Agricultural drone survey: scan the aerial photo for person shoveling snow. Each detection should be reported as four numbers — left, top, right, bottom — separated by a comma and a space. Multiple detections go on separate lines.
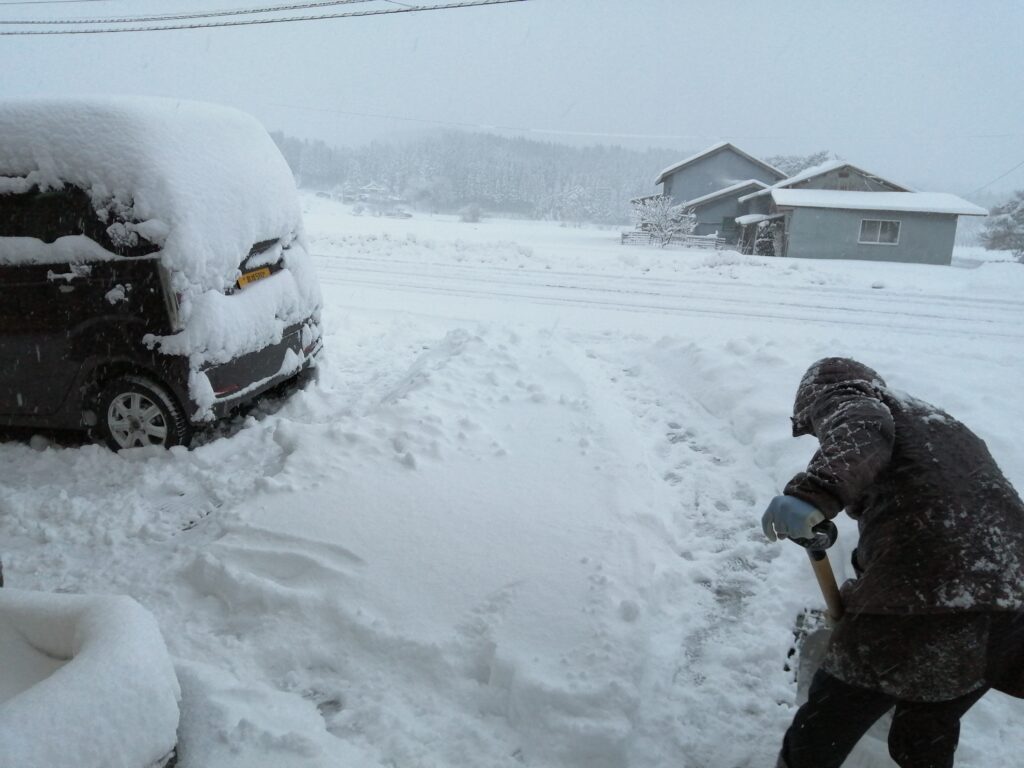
762, 357, 1024, 768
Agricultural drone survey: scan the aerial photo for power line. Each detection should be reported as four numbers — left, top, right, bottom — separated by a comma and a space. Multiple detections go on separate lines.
970, 158, 1024, 196
0, 0, 376, 24
0, 0, 528, 33
0, 1, 111, 5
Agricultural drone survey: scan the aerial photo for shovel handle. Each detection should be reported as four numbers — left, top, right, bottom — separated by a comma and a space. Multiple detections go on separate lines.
807, 549, 844, 622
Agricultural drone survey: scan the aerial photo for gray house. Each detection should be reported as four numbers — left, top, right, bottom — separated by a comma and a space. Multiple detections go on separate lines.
648, 145, 986, 265
741, 190, 986, 265
655, 143, 786, 242
734, 161, 986, 265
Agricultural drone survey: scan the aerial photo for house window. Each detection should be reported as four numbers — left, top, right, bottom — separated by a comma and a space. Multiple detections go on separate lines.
859, 219, 901, 245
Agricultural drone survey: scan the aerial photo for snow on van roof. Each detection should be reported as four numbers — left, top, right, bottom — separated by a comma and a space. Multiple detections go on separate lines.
0, 97, 302, 291
770, 189, 988, 216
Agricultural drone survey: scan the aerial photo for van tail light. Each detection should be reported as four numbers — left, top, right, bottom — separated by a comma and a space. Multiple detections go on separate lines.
214, 383, 240, 396
158, 265, 185, 332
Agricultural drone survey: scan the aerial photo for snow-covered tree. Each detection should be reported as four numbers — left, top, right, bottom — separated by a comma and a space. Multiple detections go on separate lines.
764, 150, 832, 176
980, 190, 1024, 261
630, 195, 697, 246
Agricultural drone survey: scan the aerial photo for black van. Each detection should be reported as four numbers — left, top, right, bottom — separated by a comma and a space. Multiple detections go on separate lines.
0, 100, 323, 450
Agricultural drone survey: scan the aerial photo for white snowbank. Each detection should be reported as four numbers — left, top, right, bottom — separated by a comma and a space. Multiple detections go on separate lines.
0, 589, 180, 768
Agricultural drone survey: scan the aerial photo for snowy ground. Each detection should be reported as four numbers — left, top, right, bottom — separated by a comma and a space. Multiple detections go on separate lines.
2, 195, 1023, 767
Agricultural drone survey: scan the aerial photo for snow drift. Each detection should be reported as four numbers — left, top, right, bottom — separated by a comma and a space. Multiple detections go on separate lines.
0, 589, 180, 768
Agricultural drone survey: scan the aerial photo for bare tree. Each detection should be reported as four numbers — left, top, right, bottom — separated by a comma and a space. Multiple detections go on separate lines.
630, 195, 697, 246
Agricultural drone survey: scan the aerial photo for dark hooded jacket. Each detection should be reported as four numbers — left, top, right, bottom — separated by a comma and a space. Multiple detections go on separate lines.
786, 358, 1024, 699
786, 357, 1024, 616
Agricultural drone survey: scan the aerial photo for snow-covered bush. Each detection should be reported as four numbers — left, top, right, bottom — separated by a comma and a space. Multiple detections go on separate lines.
459, 203, 482, 223
981, 189, 1024, 262
630, 195, 697, 246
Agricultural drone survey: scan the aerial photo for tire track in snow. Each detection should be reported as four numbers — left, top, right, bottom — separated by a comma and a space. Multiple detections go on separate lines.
313, 261, 1024, 343
312, 251, 1024, 312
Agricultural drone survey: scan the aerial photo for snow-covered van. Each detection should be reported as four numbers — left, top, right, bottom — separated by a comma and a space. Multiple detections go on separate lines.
0, 98, 323, 449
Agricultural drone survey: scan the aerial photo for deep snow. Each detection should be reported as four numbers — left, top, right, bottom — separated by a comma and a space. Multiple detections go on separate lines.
1, 195, 1022, 767
0, 590, 179, 768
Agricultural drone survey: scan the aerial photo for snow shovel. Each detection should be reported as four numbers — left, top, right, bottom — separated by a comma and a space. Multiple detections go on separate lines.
786, 523, 896, 760
787, 520, 843, 704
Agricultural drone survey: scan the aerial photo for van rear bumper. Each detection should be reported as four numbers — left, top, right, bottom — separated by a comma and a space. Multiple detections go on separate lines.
200, 320, 322, 421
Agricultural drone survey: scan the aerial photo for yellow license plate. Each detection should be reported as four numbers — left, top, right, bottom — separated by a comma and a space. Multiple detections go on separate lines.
237, 267, 271, 288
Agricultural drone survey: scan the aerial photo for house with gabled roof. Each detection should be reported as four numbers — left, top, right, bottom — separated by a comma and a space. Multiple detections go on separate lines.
737, 160, 913, 213
655, 142, 786, 242
650, 144, 987, 265
656, 142, 787, 201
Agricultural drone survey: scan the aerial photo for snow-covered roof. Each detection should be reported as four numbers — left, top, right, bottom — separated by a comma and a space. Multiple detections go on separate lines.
682, 179, 768, 208
0, 97, 303, 292
737, 160, 913, 202
770, 189, 988, 216
656, 142, 786, 185
735, 213, 784, 226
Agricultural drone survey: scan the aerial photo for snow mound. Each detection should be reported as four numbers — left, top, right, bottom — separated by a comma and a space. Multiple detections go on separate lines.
0, 589, 180, 768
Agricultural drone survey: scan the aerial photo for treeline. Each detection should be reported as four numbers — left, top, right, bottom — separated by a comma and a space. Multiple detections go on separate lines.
269, 130, 683, 224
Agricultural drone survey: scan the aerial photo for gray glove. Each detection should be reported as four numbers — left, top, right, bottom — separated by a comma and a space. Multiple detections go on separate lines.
761, 495, 825, 542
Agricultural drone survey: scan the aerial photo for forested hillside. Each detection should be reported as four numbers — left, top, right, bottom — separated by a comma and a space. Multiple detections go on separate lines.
270, 130, 684, 224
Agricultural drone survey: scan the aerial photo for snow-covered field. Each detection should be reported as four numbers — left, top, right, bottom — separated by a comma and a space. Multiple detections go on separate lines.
2, 195, 1023, 767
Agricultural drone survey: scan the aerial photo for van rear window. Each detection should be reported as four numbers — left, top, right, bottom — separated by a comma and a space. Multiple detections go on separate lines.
0, 182, 159, 258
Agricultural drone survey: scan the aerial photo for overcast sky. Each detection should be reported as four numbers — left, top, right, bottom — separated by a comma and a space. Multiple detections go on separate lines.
2, 0, 1023, 197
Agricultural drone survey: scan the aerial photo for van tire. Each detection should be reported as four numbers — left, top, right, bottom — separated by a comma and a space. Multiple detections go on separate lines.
95, 375, 191, 451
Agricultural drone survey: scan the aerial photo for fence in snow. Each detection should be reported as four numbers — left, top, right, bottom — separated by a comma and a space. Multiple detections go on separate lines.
620, 231, 726, 250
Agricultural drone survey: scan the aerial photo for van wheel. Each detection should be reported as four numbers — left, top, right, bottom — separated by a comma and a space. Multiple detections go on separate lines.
96, 375, 191, 451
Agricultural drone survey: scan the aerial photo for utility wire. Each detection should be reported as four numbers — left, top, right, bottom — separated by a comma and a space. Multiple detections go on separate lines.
0, 0, 376, 24
0, 0, 527, 33
970, 158, 1024, 196
0, 0, 111, 5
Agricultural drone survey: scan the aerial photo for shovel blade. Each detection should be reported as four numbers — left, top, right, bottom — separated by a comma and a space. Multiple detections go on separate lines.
789, 611, 895, 759
796, 625, 832, 704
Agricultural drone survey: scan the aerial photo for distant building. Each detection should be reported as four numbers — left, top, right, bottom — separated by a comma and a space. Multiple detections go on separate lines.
655, 143, 785, 242
652, 145, 987, 265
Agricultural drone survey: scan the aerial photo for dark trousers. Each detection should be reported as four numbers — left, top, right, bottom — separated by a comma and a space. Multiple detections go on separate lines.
779, 670, 988, 768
